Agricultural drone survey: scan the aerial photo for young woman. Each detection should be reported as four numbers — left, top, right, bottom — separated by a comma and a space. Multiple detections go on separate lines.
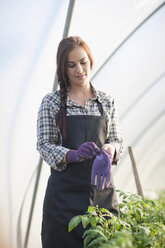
37, 36, 123, 248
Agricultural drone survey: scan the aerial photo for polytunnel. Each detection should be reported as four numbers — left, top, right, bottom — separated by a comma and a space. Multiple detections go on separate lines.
0, 0, 165, 247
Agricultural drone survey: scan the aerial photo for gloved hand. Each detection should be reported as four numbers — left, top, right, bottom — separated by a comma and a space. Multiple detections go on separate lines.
66, 142, 100, 163
101, 144, 115, 163
91, 149, 112, 190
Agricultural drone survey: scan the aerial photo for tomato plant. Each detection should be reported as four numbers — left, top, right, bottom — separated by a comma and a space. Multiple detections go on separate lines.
68, 190, 165, 248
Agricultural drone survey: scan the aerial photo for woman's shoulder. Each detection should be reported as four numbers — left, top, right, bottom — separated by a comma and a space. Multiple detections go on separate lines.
96, 89, 114, 104
40, 90, 61, 112
41, 90, 60, 105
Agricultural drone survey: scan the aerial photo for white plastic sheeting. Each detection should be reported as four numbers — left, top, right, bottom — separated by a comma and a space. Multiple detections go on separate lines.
0, 1, 164, 247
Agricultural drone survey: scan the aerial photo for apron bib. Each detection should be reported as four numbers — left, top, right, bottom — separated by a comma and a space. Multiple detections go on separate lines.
41, 102, 119, 248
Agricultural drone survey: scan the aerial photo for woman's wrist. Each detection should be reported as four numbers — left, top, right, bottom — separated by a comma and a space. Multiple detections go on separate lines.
62, 154, 67, 164
101, 144, 116, 161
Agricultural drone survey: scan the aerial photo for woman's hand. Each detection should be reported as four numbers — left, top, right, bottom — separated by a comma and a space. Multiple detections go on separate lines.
101, 144, 116, 163
91, 149, 112, 190
66, 142, 100, 163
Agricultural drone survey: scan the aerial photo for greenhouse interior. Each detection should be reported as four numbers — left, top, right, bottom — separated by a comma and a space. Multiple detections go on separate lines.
0, 0, 165, 247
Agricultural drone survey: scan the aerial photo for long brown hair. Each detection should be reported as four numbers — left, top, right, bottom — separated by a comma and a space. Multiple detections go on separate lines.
55, 36, 93, 139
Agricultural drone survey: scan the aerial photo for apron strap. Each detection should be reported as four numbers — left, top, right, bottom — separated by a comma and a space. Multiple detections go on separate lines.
96, 100, 104, 116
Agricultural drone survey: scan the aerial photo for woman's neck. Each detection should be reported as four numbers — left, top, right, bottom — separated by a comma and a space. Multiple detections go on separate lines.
69, 83, 94, 106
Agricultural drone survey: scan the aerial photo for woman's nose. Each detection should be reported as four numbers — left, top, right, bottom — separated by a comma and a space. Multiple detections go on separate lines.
76, 64, 83, 73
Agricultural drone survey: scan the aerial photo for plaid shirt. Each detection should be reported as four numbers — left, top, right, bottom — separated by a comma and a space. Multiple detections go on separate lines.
37, 86, 123, 171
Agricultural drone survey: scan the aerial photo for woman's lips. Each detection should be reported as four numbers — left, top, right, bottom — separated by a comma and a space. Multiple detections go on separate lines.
76, 74, 86, 79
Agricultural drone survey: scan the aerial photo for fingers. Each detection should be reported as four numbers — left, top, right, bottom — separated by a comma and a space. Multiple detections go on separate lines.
79, 142, 100, 159
91, 172, 110, 190
84, 142, 100, 154
91, 169, 96, 185
90, 142, 100, 154
95, 175, 106, 190
100, 176, 106, 190
96, 173, 101, 189
105, 173, 111, 188
91, 174, 98, 186
91, 148, 111, 190
79, 146, 93, 158
97, 174, 111, 190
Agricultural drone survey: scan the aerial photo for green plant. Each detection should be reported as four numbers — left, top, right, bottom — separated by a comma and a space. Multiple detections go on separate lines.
155, 191, 165, 209
68, 190, 165, 248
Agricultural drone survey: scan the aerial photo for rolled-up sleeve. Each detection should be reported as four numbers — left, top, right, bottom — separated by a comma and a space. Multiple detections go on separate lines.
105, 98, 123, 165
37, 95, 69, 171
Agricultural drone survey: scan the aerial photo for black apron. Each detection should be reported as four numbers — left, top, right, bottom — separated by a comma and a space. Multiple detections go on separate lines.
41, 102, 119, 248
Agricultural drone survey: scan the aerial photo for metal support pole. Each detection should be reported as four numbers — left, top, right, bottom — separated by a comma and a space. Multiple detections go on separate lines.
128, 146, 144, 199
62, 0, 76, 39
23, 1, 76, 247
52, 0, 76, 92
24, 157, 43, 248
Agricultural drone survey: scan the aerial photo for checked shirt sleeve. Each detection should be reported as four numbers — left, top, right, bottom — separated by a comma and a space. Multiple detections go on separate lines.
37, 94, 69, 171
105, 97, 123, 165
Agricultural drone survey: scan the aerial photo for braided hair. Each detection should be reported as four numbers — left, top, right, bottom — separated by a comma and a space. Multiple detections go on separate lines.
55, 36, 94, 139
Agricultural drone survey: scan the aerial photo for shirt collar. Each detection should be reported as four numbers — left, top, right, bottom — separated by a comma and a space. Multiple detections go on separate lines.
66, 82, 104, 107
91, 83, 104, 104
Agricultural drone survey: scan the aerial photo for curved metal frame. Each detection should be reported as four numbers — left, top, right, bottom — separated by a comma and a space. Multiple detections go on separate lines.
120, 72, 165, 121
114, 109, 165, 182
91, 3, 164, 81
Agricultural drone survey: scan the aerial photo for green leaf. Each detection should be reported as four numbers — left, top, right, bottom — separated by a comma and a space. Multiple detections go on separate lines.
91, 217, 98, 226
84, 234, 94, 247
142, 239, 152, 247
87, 236, 106, 248
83, 227, 107, 240
100, 208, 110, 214
81, 215, 91, 228
87, 206, 98, 216
68, 215, 82, 232
136, 209, 142, 217
119, 191, 125, 197
88, 206, 96, 213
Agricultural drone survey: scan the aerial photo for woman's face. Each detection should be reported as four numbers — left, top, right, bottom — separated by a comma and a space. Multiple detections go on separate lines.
66, 46, 91, 88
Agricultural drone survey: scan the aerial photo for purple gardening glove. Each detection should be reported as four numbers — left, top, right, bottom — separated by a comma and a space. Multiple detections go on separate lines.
66, 142, 100, 163
91, 149, 112, 190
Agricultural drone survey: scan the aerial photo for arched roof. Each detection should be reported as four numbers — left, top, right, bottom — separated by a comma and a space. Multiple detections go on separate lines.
0, 1, 164, 247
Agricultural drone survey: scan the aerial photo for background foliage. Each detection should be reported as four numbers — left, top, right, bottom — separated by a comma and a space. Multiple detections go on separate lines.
69, 190, 165, 248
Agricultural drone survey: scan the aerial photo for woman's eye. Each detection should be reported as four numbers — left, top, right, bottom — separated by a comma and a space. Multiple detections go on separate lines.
67, 61, 87, 68
68, 64, 75, 68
